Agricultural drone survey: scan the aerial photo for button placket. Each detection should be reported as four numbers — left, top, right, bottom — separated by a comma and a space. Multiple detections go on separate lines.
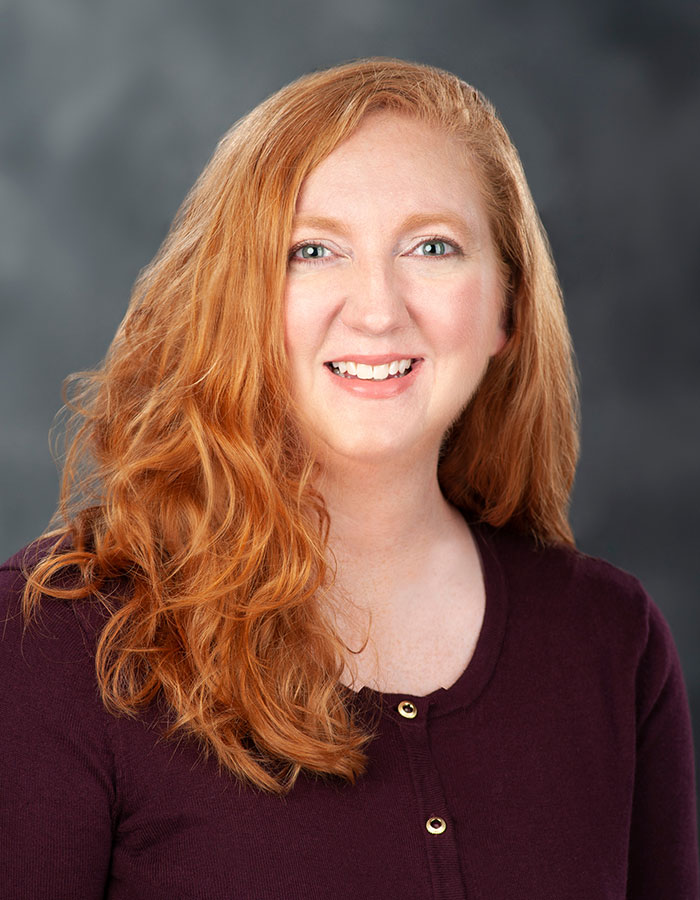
393, 699, 465, 898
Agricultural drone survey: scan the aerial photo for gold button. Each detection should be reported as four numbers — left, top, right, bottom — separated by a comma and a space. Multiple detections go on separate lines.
426, 816, 447, 835
398, 700, 418, 719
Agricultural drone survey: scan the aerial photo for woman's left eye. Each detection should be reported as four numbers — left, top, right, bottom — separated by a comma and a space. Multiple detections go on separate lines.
410, 239, 460, 257
290, 243, 332, 262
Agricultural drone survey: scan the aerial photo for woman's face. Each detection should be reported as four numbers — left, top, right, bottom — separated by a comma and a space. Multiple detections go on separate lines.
283, 111, 507, 469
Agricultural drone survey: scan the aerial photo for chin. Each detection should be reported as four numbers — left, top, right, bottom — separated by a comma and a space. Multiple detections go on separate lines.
320, 429, 434, 469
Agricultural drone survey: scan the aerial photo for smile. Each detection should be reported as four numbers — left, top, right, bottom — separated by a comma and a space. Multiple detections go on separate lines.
326, 358, 417, 381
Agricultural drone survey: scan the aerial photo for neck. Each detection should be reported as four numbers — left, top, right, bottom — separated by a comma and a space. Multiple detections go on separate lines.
314, 450, 481, 692
315, 449, 469, 604
319, 460, 455, 558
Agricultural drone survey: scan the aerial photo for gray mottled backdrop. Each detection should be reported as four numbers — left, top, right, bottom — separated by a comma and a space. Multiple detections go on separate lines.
2, 0, 699, 802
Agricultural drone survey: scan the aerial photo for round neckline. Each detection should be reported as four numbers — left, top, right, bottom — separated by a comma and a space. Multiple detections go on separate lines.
351, 521, 509, 717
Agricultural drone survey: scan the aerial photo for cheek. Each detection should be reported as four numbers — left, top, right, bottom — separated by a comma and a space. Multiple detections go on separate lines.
422, 275, 504, 361
283, 285, 316, 367
283, 276, 337, 353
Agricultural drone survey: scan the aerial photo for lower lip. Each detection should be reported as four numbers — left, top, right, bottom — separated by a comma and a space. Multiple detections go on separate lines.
325, 360, 423, 398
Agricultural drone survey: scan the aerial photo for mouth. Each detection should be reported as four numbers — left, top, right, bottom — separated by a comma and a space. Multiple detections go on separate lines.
325, 357, 420, 381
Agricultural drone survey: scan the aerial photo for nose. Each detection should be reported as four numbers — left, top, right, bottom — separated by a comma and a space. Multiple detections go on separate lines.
340, 257, 410, 335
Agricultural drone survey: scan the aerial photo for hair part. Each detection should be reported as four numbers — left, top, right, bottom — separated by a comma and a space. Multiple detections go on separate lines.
24, 57, 579, 794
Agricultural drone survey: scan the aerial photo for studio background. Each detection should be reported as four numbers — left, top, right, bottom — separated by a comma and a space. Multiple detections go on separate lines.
2, 0, 699, 808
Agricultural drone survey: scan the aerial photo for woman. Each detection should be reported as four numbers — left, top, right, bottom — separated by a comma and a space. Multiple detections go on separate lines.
1, 58, 697, 898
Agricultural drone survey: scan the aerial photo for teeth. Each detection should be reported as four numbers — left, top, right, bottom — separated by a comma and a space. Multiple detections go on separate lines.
328, 358, 414, 381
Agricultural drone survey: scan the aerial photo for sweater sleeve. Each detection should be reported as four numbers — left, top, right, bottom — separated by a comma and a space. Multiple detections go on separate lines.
626, 593, 700, 899
0, 564, 115, 899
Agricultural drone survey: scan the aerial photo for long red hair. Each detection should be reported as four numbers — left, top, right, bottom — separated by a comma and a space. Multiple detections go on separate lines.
24, 58, 579, 794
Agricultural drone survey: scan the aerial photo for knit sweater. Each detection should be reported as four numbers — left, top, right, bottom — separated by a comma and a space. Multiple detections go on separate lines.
1, 524, 698, 899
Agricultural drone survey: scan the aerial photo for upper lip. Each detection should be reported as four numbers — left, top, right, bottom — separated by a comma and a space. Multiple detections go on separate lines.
324, 354, 423, 365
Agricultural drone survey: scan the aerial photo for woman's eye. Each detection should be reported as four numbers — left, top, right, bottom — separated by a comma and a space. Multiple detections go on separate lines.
290, 243, 332, 261
412, 239, 455, 257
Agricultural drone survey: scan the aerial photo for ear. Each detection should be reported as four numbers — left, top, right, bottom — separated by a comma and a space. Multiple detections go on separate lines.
490, 318, 508, 356
491, 272, 515, 356
489, 288, 511, 356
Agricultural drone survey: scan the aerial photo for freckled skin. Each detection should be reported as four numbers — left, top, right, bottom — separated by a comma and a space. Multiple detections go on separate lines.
284, 111, 507, 467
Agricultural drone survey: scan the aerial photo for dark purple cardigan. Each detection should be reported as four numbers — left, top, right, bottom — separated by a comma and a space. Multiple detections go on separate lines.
1, 524, 698, 899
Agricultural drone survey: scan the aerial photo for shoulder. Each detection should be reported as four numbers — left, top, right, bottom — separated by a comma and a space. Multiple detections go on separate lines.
0, 540, 119, 892
0, 538, 115, 712
478, 524, 691, 739
476, 523, 669, 672
0, 538, 121, 785
477, 521, 650, 604
1, 535, 108, 644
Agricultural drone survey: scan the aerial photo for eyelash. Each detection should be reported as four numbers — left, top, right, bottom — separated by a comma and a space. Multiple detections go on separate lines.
288, 236, 464, 265
410, 236, 464, 259
288, 242, 333, 265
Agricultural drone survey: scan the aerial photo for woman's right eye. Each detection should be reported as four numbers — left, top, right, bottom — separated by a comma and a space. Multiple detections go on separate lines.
290, 243, 332, 262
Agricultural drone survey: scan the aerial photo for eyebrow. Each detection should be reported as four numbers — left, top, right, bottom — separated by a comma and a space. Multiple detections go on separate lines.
291, 215, 352, 237
397, 211, 475, 237
291, 210, 476, 240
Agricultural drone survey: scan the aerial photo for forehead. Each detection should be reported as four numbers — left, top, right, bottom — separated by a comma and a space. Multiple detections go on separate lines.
293, 111, 487, 230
